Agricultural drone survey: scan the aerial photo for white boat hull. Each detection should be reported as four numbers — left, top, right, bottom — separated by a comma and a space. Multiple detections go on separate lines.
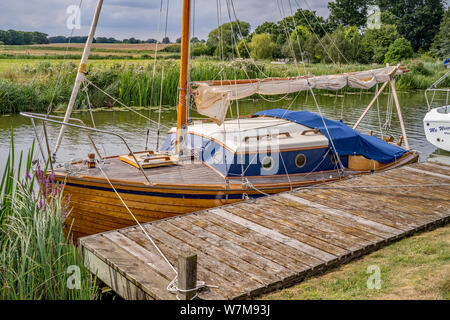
423, 106, 450, 151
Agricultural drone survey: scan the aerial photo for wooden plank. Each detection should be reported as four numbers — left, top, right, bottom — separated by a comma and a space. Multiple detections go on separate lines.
335, 173, 450, 210
402, 166, 450, 180
333, 184, 450, 222
82, 246, 152, 300
121, 227, 243, 299
236, 200, 360, 252
308, 188, 430, 229
173, 215, 295, 276
141, 223, 272, 297
199, 213, 323, 268
229, 203, 349, 257
184, 214, 311, 272
281, 193, 402, 236
80, 235, 175, 300
293, 188, 413, 231
268, 195, 384, 243
210, 208, 336, 262
158, 220, 284, 285
260, 197, 373, 251
103, 231, 176, 280
418, 162, 450, 176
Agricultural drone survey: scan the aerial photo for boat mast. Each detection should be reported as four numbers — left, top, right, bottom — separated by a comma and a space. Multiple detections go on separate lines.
53, 0, 104, 158
176, 0, 191, 154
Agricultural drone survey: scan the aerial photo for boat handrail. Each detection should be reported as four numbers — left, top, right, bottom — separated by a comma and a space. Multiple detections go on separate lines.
20, 112, 153, 185
25, 112, 103, 160
425, 70, 450, 110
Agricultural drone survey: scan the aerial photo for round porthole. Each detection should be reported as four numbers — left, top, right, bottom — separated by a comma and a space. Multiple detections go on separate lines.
295, 153, 306, 168
261, 156, 274, 171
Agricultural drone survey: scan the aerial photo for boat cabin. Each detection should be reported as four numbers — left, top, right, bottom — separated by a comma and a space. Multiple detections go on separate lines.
162, 115, 345, 178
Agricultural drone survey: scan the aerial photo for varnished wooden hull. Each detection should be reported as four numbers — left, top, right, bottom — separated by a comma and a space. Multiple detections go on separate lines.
61, 179, 293, 239
57, 151, 419, 240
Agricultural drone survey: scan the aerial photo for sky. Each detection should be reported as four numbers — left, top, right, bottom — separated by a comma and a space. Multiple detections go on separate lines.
0, 0, 330, 41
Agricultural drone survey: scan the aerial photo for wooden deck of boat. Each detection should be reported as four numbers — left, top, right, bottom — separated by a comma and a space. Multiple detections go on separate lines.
79, 161, 450, 300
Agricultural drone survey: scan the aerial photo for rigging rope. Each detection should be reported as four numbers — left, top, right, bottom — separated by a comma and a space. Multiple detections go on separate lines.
83, 78, 170, 129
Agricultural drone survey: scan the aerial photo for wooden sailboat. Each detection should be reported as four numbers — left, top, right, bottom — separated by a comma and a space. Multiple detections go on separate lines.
22, 0, 419, 239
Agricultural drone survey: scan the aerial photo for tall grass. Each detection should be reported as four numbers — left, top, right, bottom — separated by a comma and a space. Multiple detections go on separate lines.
0, 131, 97, 300
0, 58, 448, 115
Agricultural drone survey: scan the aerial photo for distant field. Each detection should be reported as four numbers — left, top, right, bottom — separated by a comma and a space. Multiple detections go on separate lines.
0, 43, 175, 59
35, 43, 171, 51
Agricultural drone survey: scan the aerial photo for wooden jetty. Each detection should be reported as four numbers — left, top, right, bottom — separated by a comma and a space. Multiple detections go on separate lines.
79, 161, 450, 300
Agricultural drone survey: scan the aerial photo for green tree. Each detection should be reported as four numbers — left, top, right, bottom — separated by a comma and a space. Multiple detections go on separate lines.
206, 21, 250, 58
362, 24, 400, 63
255, 9, 330, 49
236, 39, 249, 58
286, 25, 312, 61
249, 34, 275, 60
190, 42, 209, 57
431, 9, 450, 59
344, 26, 365, 62
377, 0, 445, 51
328, 0, 374, 29
380, 11, 399, 26
316, 26, 363, 64
162, 37, 170, 44
384, 38, 414, 63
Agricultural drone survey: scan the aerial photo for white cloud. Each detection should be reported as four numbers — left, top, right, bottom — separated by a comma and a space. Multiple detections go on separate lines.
0, 0, 330, 40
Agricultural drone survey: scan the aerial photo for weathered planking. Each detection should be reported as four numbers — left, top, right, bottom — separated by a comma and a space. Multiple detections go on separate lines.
79, 161, 450, 300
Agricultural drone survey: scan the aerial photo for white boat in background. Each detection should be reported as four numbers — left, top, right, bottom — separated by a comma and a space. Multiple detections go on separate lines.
424, 105, 450, 151
424, 67, 450, 151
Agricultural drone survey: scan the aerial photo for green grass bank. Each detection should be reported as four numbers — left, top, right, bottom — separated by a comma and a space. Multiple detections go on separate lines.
0, 57, 448, 115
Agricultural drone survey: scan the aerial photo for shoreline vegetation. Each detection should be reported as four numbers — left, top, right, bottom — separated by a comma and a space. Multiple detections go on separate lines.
0, 133, 97, 299
0, 56, 448, 115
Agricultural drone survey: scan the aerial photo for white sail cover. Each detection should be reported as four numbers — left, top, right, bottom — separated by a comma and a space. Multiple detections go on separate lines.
193, 66, 403, 124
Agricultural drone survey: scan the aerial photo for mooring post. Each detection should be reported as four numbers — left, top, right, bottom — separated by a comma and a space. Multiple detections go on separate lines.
177, 252, 197, 300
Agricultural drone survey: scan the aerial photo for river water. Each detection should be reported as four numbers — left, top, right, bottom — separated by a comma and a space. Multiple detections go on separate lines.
1, 90, 449, 170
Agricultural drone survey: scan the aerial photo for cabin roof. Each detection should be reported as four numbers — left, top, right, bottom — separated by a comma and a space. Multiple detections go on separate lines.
174, 116, 330, 153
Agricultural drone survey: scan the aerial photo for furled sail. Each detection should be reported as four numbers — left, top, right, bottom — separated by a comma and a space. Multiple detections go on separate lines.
192, 65, 407, 125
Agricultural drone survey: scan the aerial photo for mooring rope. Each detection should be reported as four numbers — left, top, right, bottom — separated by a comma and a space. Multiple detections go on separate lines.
95, 160, 217, 299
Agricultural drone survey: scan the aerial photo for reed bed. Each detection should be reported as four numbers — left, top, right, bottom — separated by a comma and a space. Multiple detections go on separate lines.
0, 58, 448, 115
0, 132, 97, 300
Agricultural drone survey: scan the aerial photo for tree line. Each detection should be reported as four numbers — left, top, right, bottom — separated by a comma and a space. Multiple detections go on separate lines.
0, 31, 161, 46
191, 0, 448, 63
1, 0, 448, 63
0, 30, 49, 45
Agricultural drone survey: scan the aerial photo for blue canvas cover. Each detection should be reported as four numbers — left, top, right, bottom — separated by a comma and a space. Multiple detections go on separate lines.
255, 109, 408, 164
